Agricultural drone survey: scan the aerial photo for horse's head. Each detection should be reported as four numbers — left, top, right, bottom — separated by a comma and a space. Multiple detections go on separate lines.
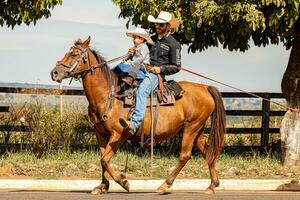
51, 37, 92, 83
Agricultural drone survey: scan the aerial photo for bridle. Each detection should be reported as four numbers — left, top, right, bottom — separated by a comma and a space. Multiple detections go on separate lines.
56, 44, 129, 82
55, 45, 102, 81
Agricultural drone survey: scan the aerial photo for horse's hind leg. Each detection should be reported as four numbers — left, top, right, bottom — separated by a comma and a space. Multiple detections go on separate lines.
194, 127, 206, 158
204, 159, 219, 194
156, 124, 201, 193
195, 130, 220, 194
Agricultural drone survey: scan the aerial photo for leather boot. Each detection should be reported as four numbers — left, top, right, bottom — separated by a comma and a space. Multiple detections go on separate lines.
122, 76, 134, 86
119, 118, 135, 135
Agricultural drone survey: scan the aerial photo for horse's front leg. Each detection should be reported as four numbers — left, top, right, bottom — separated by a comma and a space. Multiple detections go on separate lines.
87, 108, 111, 195
91, 132, 110, 195
100, 131, 129, 191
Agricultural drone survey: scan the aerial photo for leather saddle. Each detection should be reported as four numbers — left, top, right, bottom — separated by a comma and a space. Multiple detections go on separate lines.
122, 80, 184, 107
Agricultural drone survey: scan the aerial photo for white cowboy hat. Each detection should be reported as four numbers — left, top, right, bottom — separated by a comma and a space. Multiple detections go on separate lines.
147, 11, 180, 29
126, 27, 154, 44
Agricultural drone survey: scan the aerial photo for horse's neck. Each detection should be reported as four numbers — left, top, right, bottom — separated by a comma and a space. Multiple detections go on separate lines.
82, 67, 111, 109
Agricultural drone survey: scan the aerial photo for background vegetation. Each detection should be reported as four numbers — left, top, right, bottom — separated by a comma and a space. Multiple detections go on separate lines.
0, 102, 283, 152
0, 95, 288, 179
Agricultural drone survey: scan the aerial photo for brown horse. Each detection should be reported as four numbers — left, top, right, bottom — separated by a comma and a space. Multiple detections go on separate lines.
50, 37, 226, 194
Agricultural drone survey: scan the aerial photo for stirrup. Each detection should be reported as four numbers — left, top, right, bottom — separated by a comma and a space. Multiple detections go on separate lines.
122, 76, 134, 86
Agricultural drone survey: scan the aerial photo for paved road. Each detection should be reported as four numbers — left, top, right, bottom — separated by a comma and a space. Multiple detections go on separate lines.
0, 191, 300, 200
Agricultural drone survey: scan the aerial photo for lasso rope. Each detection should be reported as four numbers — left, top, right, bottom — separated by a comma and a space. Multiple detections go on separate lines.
173, 66, 300, 114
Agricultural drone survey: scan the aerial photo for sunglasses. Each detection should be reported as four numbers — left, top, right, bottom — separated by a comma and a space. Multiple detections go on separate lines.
154, 23, 167, 28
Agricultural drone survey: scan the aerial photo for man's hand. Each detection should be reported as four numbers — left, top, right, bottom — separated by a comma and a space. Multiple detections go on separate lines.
128, 47, 136, 56
150, 66, 161, 74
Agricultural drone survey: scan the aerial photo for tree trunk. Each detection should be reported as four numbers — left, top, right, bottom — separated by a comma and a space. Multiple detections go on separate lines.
280, 19, 300, 166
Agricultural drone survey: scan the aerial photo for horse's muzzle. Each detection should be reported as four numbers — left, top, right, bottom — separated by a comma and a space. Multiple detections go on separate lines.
50, 70, 69, 83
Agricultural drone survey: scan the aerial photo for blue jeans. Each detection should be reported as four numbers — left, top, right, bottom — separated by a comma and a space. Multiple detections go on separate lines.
114, 62, 145, 80
130, 72, 159, 131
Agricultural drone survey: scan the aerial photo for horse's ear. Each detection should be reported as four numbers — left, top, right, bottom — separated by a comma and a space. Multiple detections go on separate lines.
82, 36, 91, 48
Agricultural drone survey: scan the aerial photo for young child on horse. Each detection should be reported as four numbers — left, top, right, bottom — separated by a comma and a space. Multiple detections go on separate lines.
118, 27, 153, 85
119, 11, 182, 136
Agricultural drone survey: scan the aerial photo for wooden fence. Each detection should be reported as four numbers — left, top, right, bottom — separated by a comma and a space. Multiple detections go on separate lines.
0, 86, 286, 152
221, 92, 285, 152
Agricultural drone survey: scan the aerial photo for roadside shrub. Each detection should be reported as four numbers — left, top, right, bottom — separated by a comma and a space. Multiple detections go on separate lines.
18, 102, 95, 155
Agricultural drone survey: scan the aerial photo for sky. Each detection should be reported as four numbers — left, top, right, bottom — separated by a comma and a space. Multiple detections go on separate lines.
0, 0, 291, 92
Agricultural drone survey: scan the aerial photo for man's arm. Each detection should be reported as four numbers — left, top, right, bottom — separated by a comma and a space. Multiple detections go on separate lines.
160, 43, 181, 75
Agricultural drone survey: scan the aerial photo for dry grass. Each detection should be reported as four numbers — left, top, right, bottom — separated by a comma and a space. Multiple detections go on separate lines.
0, 150, 299, 180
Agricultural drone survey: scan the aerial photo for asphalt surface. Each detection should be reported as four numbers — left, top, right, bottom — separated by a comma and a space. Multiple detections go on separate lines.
0, 191, 300, 200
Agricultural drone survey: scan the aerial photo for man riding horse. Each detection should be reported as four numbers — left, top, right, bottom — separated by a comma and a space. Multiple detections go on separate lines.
119, 11, 182, 135
51, 10, 226, 194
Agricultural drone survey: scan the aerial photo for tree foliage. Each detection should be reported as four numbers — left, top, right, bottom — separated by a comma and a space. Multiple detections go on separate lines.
112, 0, 300, 52
0, 0, 62, 28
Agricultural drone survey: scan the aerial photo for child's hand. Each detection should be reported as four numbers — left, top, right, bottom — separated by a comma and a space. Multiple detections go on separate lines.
150, 66, 161, 74
128, 47, 136, 56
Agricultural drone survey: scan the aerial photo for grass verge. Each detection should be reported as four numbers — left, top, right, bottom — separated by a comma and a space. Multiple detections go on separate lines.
0, 150, 299, 180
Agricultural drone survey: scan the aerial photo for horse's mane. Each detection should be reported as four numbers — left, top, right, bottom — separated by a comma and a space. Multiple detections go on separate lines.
90, 49, 118, 87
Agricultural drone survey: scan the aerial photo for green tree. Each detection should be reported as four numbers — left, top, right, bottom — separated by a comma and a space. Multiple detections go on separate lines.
0, 0, 62, 28
113, 0, 300, 165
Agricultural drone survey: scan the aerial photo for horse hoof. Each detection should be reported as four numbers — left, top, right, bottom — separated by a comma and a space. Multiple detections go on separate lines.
156, 183, 171, 194
156, 188, 171, 194
91, 187, 107, 195
120, 179, 130, 192
91, 184, 109, 195
204, 188, 214, 195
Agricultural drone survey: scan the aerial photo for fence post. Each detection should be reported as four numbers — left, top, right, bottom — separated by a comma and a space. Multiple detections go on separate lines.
261, 93, 270, 152
60, 83, 63, 120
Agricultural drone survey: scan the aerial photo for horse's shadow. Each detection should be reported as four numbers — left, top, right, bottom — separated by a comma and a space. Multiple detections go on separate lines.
7, 190, 164, 194
276, 180, 300, 191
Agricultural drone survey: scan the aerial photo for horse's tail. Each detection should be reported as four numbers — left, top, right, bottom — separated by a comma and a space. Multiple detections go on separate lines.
206, 86, 226, 165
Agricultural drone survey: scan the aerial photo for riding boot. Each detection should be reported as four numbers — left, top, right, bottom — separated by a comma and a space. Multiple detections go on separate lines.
119, 118, 135, 135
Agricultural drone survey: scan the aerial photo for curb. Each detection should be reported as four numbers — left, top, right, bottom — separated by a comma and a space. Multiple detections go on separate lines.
0, 179, 298, 191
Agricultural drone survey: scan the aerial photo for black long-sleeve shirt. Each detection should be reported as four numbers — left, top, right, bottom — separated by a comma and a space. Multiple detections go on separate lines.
149, 32, 181, 76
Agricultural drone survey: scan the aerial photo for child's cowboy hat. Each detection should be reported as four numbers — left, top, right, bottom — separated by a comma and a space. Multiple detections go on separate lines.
126, 27, 154, 44
147, 11, 180, 29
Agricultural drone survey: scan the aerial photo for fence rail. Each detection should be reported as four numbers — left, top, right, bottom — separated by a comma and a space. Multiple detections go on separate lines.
0, 87, 84, 95
0, 106, 9, 112
0, 86, 286, 151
